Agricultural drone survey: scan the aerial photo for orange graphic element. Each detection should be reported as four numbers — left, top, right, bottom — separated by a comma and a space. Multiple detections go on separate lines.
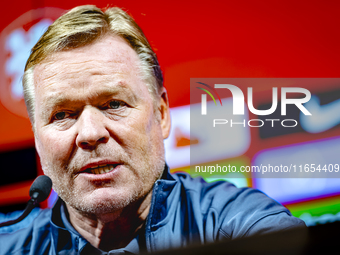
174, 127, 199, 147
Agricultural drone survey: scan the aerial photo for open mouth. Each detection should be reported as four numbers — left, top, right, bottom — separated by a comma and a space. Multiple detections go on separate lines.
82, 164, 120, 175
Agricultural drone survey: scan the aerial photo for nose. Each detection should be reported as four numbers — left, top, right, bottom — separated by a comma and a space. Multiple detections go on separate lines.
76, 107, 109, 150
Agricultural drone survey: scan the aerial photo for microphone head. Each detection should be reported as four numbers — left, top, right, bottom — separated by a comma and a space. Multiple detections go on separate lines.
29, 175, 52, 203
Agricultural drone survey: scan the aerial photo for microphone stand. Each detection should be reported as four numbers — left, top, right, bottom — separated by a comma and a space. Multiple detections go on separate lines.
0, 192, 40, 228
0, 175, 52, 228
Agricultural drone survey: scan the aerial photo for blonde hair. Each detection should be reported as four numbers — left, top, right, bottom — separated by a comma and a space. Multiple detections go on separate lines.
22, 5, 163, 124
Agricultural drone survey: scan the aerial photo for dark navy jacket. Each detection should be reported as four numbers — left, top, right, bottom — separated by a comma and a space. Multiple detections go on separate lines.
0, 170, 305, 254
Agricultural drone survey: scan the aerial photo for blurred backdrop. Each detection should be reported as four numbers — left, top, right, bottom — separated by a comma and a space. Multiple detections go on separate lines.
0, 0, 340, 227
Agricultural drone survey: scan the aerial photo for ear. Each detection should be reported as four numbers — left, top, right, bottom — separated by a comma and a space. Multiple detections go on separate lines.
34, 135, 42, 160
157, 88, 171, 139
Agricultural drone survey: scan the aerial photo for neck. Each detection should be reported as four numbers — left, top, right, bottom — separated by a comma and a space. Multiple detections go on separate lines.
66, 190, 152, 251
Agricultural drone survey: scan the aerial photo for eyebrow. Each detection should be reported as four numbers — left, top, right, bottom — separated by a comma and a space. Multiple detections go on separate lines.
42, 82, 138, 114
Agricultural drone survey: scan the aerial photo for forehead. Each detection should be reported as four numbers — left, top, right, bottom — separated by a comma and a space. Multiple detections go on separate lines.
33, 35, 146, 102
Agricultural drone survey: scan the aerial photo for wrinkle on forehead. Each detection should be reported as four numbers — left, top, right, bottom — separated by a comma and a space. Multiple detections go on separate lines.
34, 34, 141, 90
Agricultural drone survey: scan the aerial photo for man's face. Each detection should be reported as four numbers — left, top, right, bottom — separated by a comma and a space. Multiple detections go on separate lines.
33, 35, 170, 214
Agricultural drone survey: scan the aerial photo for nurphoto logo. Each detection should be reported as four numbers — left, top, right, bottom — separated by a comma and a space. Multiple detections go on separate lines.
196, 82, 312, 128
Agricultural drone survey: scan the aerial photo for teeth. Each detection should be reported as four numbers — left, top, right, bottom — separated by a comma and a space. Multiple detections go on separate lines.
90, 164, 115, 174
104, 166, 110, 173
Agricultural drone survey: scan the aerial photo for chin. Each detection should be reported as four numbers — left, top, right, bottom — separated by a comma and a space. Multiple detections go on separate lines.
64, 186, 141, 215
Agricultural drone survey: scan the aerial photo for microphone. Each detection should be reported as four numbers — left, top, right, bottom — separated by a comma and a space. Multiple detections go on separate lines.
29, 175, 53, 203
0, 175, 52, 228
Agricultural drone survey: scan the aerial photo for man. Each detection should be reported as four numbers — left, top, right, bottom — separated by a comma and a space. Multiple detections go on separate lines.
0, 5, 305, 254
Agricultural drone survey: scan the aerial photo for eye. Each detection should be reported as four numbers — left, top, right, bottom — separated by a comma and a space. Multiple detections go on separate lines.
109, 100, 125, 109
55, 112, 66, 120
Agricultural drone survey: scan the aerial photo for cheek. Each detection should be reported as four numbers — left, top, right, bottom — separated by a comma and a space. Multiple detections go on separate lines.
126, 112, 159, 148
38, 129, 74, 162
110, 107, 153, 141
